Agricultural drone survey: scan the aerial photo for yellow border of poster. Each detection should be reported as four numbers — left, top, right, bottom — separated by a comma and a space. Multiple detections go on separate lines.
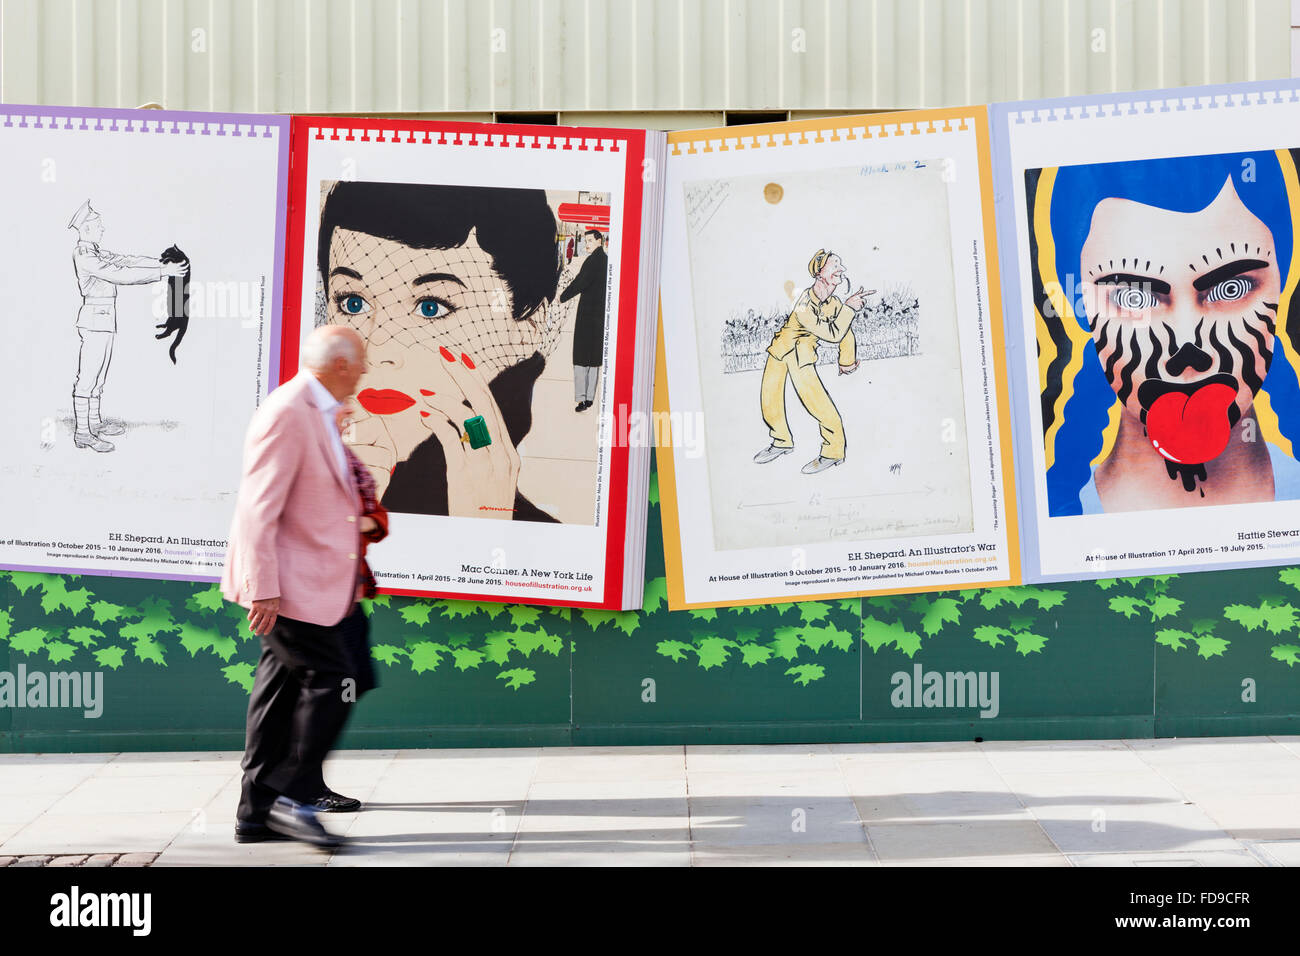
654, 106, 1021, 610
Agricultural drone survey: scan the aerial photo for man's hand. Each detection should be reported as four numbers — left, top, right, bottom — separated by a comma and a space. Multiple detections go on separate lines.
844, 286, 874, 311
162, 260, 190, 279
248, 597, 280, 636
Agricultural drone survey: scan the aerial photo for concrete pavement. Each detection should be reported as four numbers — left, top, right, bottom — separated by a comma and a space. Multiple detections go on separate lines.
2, 738, 1300, 866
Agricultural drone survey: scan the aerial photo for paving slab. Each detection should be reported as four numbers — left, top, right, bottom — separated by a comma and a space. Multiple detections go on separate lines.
1069, 850, 1263, 866
866, 820, 1060, 862
3, 740, 1300, 865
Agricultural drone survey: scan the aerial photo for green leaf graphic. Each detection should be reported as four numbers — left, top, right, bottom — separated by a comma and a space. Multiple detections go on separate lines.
399, 603, 434, 626
1270, 644, 1300, 667
221, 662, 256, 692
919, 597, 962, 636
132, 636, 166, 666
1013, 631, 1048, 655
1194, 636, 1231, 659
65, 626, 103, 647
656, 640, 692, 662
971, 625, 1007, 648
10, 628, 48, 655
860, 616, 914, 654
1030, 588, 1068, 611
408, 642, 448, 674
1156, 629, 1190, 651
441, 600, 498, 621
93, 647, 127, 670
1108, 596, 1144, 619
497, 668, 536, 691
642, 577, 668, 613
119, 603, 179, 643
893, 630, 922, 658
43, 640, 77, 664
8, 572, 47, 595
482, 632, 514, 665
187, 585, 226, 614
369, 644, 407, 666
769, 627, 804, 661
1146, 594, 1184, 621
89, 601, 128, 624
512, 627, 563, 657
802, 626, 835, 653
508, 605, 543, 628
823, 624, 855, 652
40, 578, 92, 615
450, 648, 485, 671
785, 664, 825, 686
177, 622, 237, 661
1225, 601, 1298, 635
797, 602, 831, 625
738, 644, 774, 667
694, 637, 734, 670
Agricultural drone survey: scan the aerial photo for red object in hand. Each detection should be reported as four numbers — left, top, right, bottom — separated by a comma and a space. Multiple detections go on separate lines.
1146, 382, 1237, 465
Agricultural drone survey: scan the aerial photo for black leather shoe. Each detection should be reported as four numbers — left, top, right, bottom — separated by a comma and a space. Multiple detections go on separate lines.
234, 820, 292, 844
313, 790, 362, 813
265, 796, 342, 848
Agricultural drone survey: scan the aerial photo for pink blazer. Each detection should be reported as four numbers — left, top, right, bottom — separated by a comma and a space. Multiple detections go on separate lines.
221, 371, 362, 627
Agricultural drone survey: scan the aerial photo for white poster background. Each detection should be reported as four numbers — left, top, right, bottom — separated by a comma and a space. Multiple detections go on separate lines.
683, 162, 973, 551
0, 114, 282, 579
660, 119, 1014, 607
297, 128, 627, 603
1001, 88, 1300, 580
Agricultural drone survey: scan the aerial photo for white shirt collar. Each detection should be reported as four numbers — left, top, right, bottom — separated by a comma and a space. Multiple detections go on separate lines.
304, 372, 341, 412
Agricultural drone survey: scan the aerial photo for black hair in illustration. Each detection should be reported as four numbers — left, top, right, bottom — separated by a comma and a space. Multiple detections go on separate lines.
316, 181, 561, 323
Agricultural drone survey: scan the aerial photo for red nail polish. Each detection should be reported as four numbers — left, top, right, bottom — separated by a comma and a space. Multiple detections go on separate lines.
439, 346, 455, 362
419, 388, 435, 396
420, 411, 430, 417
460, 352, 476, 369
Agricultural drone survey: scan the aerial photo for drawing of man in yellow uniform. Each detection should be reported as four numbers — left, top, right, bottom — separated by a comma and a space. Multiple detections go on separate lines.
754, 250, 873, 475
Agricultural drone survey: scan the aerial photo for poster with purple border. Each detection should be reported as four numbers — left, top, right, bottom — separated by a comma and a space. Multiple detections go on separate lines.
990, 80, 1300, 583
0, 105, 288, 582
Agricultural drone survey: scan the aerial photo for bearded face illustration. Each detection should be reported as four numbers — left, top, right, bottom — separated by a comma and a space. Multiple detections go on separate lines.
1078, 177, 1281, 491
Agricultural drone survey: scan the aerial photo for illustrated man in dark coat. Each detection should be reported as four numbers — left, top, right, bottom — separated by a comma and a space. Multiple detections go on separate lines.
558, 229, 608, 412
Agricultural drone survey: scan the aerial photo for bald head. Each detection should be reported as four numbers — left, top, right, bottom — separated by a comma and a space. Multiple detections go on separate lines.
303, 324, 366, 400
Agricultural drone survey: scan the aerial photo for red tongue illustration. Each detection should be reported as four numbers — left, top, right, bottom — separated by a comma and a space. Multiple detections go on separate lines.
1145, 383, 1237, 464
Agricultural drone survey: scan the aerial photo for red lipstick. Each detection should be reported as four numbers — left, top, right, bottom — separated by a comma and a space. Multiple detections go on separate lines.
357, 388, 416, 415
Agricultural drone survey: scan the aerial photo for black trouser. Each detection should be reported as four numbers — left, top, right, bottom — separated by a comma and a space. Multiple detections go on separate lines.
237, 611, 353, 823
295, 603, 376, 798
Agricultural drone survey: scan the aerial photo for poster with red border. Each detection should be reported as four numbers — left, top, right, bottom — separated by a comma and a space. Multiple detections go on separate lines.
282, 116, 661, 609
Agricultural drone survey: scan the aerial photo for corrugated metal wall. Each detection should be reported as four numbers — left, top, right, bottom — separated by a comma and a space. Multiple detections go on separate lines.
0, 0, 1291, 116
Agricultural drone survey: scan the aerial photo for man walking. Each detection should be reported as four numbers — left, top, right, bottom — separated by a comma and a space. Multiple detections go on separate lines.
68, 200, 188, 452
559, 229, 609, 412
754, 249, 872, 475
221, 325, 369, 848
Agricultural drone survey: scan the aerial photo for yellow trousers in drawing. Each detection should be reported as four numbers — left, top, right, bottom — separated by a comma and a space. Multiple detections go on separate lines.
759, 333, 855, 461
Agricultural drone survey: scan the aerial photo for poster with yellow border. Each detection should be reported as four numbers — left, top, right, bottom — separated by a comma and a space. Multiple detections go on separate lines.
655, 108, 1020, 609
